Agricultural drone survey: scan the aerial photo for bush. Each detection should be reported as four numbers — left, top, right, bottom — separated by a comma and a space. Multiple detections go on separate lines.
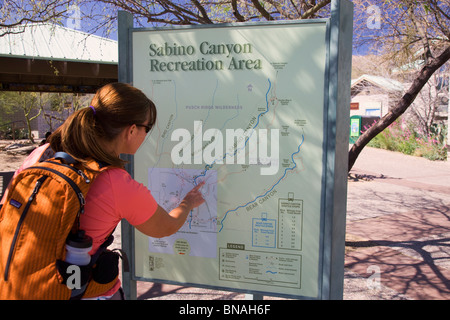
367, 120, 447, 161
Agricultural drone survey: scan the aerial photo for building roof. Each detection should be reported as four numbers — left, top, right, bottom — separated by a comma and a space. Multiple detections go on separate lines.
351, 74, 404, 93
0, 23, 117, 64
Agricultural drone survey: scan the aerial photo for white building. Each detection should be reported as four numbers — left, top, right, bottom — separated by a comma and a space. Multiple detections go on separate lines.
350, 74, 404, 117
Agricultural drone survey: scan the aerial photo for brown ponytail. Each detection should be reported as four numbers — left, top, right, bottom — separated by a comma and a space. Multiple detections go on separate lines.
48, 82, 156, 168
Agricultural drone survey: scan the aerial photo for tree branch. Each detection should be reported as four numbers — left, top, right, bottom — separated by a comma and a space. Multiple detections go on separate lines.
250, 0, 274, 20
231, 0, 246, 22
191, 0, 213, 24
301, 0, 330, 19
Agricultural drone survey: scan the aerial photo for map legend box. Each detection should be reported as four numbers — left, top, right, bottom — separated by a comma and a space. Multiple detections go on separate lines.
219, 248, 302, 289
252, 214, 276, 248
278, 197, 303, 250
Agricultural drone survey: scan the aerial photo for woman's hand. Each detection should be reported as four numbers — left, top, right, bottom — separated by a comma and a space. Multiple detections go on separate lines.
136, 181, 206, 238
180, 181, 206, 211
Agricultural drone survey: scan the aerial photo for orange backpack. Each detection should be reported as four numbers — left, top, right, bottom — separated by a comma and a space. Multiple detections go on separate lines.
0, 151, 121, 300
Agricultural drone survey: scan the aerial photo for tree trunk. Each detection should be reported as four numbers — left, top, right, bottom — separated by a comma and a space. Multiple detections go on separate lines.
348, 46, 450, 172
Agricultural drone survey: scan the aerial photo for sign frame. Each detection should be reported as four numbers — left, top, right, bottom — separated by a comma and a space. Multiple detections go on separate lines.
118, 0, 353, 300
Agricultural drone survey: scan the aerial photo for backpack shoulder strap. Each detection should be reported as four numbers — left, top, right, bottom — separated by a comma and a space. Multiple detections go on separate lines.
54, 152, 77, 165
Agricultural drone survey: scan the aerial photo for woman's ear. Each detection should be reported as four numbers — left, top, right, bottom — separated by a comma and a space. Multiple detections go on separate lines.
122, 124, 136, 144
128, 124, 137, 136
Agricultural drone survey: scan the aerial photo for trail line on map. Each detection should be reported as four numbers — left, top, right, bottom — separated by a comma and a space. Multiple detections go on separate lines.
152, 80, 179, 169
218, 133, 305, 233
203, 79, 219, 126
193, 78, 273, 185
188, 78, 273, 229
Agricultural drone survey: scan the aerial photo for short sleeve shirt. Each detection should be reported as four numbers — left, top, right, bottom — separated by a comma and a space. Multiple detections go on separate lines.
81, 167, 158, 254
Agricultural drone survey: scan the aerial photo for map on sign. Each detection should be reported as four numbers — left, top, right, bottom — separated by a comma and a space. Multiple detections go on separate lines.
132, 22, 327, 298
148, 167, 217, 258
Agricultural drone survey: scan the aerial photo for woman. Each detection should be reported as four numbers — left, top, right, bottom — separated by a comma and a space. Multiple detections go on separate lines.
9, 82, 205, 299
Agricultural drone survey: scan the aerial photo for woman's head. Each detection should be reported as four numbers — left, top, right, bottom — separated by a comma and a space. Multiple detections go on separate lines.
49, 82, 157, 167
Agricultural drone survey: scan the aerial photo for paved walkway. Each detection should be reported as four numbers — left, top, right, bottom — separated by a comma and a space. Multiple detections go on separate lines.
111, 147, 450, 300
345, 147, 450, 300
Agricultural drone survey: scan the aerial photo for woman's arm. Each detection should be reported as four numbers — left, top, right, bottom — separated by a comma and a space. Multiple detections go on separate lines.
135, 182, 205, 238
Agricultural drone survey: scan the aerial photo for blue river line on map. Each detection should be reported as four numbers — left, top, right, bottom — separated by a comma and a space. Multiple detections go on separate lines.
218, 134, 305, 232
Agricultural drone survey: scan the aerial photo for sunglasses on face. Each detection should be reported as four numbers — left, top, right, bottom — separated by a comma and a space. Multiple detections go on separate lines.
135, 124, 151, 133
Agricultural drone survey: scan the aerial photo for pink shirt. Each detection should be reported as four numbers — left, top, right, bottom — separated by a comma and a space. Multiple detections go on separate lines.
82, 167, 157, 253
3, 144, 158, 298
82, 166, 157, 298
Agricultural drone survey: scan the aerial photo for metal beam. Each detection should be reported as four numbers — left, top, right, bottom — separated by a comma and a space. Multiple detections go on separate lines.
0, 56, 118, 93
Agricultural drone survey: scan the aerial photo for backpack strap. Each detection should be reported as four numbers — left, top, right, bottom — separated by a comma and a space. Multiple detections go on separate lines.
54, 152, 77, 165
90, 231, 129, 274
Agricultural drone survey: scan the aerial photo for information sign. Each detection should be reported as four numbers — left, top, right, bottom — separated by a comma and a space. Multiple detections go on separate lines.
119, 0, 353, 299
